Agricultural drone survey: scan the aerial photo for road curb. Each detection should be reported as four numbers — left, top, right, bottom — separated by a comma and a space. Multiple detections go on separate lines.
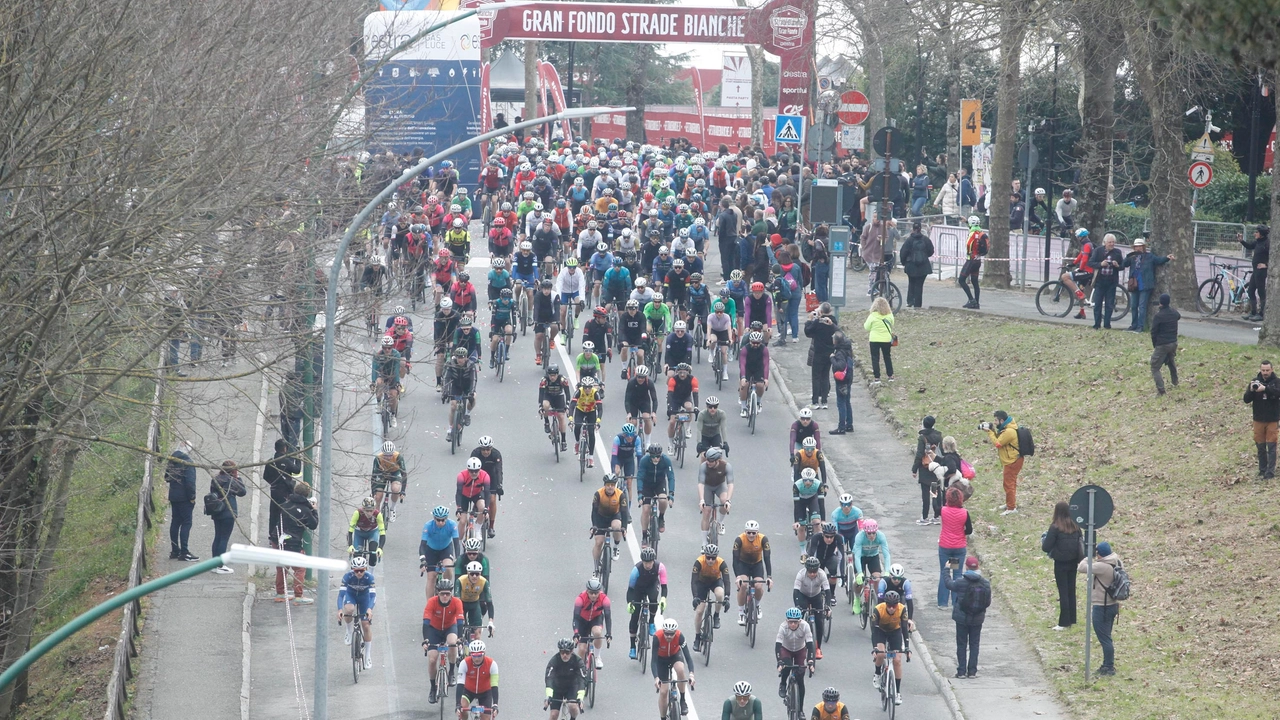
769, 364, 967, 720
241, 581, 254, 720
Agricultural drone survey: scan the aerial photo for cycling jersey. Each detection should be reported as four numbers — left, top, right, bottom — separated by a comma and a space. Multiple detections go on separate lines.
793, 568, 829, 597
511, 251, 539, 278
458, 574, 489, 604
603, 267, 632, 294
340, 569, 376, 599
349, 509, 386, 534
456, 470, 491, 499
593, 486, 624, 516
385, 329, 413, 354
490, 298, 516, 326
442, 360, 477, 397
628, 561, 669, 597
582, 319, 612, 351
533, 291, 559, 324
853, 530, 892, 567
624, 377, 658, 414
574, 385, 603, 413
793, 478, 823, 500
572, 590, 611, 621
371, 349, 402, 384
444, 229, 470, 253
423, 595, 465, 631
619, 311, 645, 342
791, 420, 822, 450
637, 454, 676, 497
692, 555, 728, 584
872, 602, 907, 631
699, 459, 732, 488
458, 655, 499, 695
487, 269, 512, 291
812, 701, 850, 720
558, 268, 583, 295
687, 284, 709, 312
794, 448, 823, 473
575, 353, 601, 378
739, 344, 769, 381
666, 374, 698, 407
653, 629, 688, 660
539, 376, 572, 405
830, 506, 863, 539
664, 332, 694, 367
877, 577, 914, 603
707, 312, 733, 333
421, 519, 459, 552
775, 619, 814, 652
434, 311, 460, 349
734, 533, 769, 564
611, 433, 638, 459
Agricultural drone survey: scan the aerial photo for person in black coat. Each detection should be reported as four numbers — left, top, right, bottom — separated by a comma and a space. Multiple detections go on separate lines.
945, 556, 990, 678
1149, 294, 1179, 396
912, 416, 943, 524
898, 221, 935, 309
165, 441, 198, 561
804, 303, 838, 408
277, 481, 319, 602
208, 460, 247, 571
264, 438, 303, 547
830, 331, 855, 434
1241, 225, 1270, 321
1244, 360, 1280, 478
1041, 501, 1084, 629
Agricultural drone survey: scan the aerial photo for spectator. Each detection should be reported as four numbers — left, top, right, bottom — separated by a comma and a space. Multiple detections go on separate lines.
1008, 190, 1027, 231
278, 481, 319, 605
933, 173, 960, 225
804, 303, 837, 408
279, 371, 304, 450
861, 214, 898, 296
899, 220, 935, 309
1078, 541, 1121, 676
776, 250, 804, 344
925, 436, 973, 507
863, 297, 895, 385
958, 169, 976, 218
909, 165, 931, 217
716, 197, 739, 281
1149, 294, 1179, 396
208, 460, 246, 571
265, 438, 303, 546
1041, 501, 1084, 630
958, 217, 986, 310
778, 195, 799, 242
494, 112, 508, 130
1122, 238, 1173, 332
164, 441, 198, 561
810, 226, 831, 303
1241, 225, 1270, 322
1243, 360, 1280, 479
982, 410, 1021, 515
829, 331, 855, 435
912, 416, 943, 525
1089, 234, 1125, 329
937, 487, 972, 607
945, 555, 990, 678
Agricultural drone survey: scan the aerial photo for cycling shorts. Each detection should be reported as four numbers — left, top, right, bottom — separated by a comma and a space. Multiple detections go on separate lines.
793, 495, 822, 524
701, 482, 729, 506
344, 593, 374, 619
462, 600, 486, 627
872, 626, 905, 651
547, 692, 580, 711
666, 400, 694, 418
534, 321, 558, 335
691, 579, 722, 603
573, 614, 603, 638
542, 395, 568, 412
512, 271, 537, 285
613, 455, 637, 477
732, 560, 766, 579
461, 689, 494, 710
456, 491, 487, 513
712, 329, 730, 344
590, 509, 621, 531
560, 291, 580, 304
1072, 270, 1094, 285
637, 485, 668, 502
422, 544, 454, 567
859, 555, 884, 576
423, 621, 460, 646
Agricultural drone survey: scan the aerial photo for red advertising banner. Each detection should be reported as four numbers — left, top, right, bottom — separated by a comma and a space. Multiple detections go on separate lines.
540, 62, 573, 140
590, 108, 779, 155
479, 61, 492, 156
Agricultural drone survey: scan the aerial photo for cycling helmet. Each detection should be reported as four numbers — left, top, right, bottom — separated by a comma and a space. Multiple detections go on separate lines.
626, 299, 639, 310
661, 618, 679, 632
451, 205, 462, 215
884, 590, 901, 606
580, 375, 596, 387
439, 298, 454, 310
652, 292, 663, 302
593, 306, 607, 318
621, 423, 637, 436
441, 160, 453, 169
394, 305, 406, 315
596, 242, 608, 253
800, 468, 817, 480
602, 473, 619, 485
744, 520, 760, 532
500, 288, 512, 298
540, 279, 554, 289
704, 446, 723, 461
463, 538, 483, 552
492, 258, 505, 268
733, 681, 752, 697
731, 269, 743, 280
676, 362, 691, 372
582, 340, 595, 352
863, 519, 880, 533
674, 320, 687, 331
799, 408, 813, 419
750, 282, 765, 292
703, 543, 719, 557
547, 364, 560, 375
802, 437, 817, 449
839, 493, 854, 505
351, 556, 368, 570
457, 187, 468, 195
817, 523, 835, 537
679, 228, 690, 237
672, 259, 685, 269
432, 506, 450, 519
636, 365, 651, 377
635, 277, 648, 288
713, 301, 725, 312
612, 257, 623, 266
585, 576, 603, 592
690, 272, 703, 282
705, 396, 719, 407
647, 443, 664, 457
382, 440, 395, 454
436, 577, 454, 591
566, 257, 579, 268
685, 247, 697, 257
380, 336, 395, 347
520, 241, 533, 251
749, 321, 764, 331
466, 561, 483, 574
468, 640, 486, 655
557, 638, 575, 652
967, 215, 981, 226
659, 246, 670, 255
394, 316, 409, 326
822, 688, 840, 702
748, 332, 763, 343
804, 556, 821, 571
361, 497, 376, 509
502, 202, 513, 211
888, 563, 906, 579
640, 546, 657, 561
1075, 228, 1090, 238
785, 607, 803, 620
695, 217, 706, 226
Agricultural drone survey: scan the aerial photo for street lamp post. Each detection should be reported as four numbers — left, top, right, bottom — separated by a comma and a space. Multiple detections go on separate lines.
0, 546, 342, 693
315, 105, 630, 720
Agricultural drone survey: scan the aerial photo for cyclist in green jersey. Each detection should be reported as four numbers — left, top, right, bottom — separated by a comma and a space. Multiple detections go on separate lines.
643, 295, 672, 337
575, 341, 602, 385
489, 288, 517, 367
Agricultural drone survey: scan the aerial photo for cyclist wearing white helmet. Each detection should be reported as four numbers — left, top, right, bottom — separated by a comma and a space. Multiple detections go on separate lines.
877, 563, 914, 619
470, 437, 503, 539
458, 560, 495, 639
372, 334, 404, 427
455, 456, 491, 527
732, 520, 772, 624
959, 216, 988, 309
651, 617, 693, 717
371, 441, 407, 519
338, 556, 377, 668
570, 375, 604, 464
697, 445, 734, 538
695, 395, 730, 458
456, 639, 499, 717
433, 296, 461, 390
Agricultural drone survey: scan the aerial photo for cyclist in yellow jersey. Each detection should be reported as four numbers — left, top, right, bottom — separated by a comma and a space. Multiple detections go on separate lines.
871, 590, 912, 704
571, 375, 604, 465
458, 561, 494, 639
732, 520, 773, 624
810, 687, 850, 720
690, 543, 731, 652
347, 497, 386, 566
590, 474, 626, 567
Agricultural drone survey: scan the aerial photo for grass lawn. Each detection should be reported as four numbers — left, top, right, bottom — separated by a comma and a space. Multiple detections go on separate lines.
843, 309, 1280, 720
15, 380, 160, 720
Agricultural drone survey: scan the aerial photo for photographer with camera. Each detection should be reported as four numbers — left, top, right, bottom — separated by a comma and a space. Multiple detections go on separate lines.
980, 411, 1022, 515
1244, 361, 1280, 479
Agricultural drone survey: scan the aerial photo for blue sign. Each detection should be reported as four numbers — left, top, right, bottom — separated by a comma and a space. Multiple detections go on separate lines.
775, 114, 804, 145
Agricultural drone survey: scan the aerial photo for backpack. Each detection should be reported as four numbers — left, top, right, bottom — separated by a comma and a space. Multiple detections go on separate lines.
976, 234, 989, 256
960, 580, 992, 615
1105, 560, 1132, 601
1015, 426, 1035, 457
782, 269, 798, 293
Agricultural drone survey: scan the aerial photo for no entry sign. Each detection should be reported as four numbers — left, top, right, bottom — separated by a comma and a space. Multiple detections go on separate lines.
1188, 161, 1213, 189
838, 90, 869, 125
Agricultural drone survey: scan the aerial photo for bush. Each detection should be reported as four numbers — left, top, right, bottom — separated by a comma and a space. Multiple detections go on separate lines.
1104, 203, 1149, 241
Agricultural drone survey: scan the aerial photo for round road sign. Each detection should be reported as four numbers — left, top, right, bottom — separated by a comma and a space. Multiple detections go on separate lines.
838, 90, 870, 125
1188, 161, 1213, 189
1068, 484, 1114, 529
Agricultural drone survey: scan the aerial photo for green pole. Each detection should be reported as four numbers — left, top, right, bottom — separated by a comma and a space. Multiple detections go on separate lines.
302, 206, 318, 579
0, 557, 224, 692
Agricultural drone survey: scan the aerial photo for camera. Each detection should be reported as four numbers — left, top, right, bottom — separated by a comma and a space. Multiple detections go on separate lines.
1252, 380, 1263, 391
978, 421, 992, 431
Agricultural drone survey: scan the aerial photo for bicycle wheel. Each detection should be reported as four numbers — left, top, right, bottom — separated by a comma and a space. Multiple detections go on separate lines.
712, 352, 723, 391
746, 597, 757, 648
850, 254, 867, 272
860, 591, 870, 630
352, 626, 363, 683
1197, 278, 1224, 315
437, 665, 447, 719
587, 664, 598, 708
1035, 281, 1075, 318
648, 507, 661, 554
381, 402, 391, 439
542, 334, 550, 370
552, 426, 561, 463
496, 347, 505, 383
519, 297, 529, 336
823, 607, 833, 642
884, 281, 903, 313
636, 609, 650, 671
694, 324, 704, 363
579, 436, 588, 482
786, 678, 800, 720
702, 614, 713, 666
748, 392, 758, 435
1112, 287, 1132, 321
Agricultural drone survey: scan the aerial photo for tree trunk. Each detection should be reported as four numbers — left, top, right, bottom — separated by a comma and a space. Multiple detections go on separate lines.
1124, 10, 1198, 311
745, 46, 765, 149
625, 45, 652, 144
944, 17, 961, 174
1072, 8, 1124, 233
849, 0, 887, 134
986, 0, 1028, 289
1259, 77, 1280, 346
524, 40, 540, 121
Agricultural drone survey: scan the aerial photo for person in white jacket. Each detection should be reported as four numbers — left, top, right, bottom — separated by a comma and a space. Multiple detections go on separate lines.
933, 173, 961, 225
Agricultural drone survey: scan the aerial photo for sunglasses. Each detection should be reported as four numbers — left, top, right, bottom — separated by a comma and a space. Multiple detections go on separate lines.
353, 569, 366, 573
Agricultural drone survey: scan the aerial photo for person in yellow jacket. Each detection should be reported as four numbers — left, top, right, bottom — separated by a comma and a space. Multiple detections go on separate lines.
982, 410, 1021, 515
863, 297, 895, 385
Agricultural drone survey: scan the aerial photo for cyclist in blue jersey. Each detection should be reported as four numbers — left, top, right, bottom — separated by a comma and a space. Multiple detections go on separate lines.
852, 518, 891, 610
420, 505, 460, 594
510, 241, 540, 309
830, 494, 864, 551
636, 443, 676, 545
338, 556, 377, 669
601, 258, 632, 312
610, 423, 641, 503
876, 563, 915, 621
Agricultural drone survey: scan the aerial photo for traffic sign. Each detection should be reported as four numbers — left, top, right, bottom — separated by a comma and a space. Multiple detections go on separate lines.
837, 90, 870, 125
1069, 484, 1114, 529
1018, 141, 1038, 171
1188, 161, 1213, 189
871, 126, 905, 157
775, 114, 804, 145
1191, 132, 1215, 161
806, 123, 836, 154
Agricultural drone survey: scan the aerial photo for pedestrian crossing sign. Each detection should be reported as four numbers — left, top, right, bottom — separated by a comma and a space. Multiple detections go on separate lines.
775, 114, 804, 145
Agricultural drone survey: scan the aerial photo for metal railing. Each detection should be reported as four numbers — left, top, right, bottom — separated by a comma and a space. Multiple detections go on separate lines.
1144, 218, 1251, 256
102, 365, 166, 720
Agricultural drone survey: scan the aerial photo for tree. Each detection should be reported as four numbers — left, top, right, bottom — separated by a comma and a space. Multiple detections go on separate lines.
1067, 3, 1127, 232
985, 0, 1032, 289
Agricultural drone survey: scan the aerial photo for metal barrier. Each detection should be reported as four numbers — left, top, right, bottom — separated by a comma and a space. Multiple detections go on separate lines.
1143, 218, 1250, 256
103, 367, 165, 720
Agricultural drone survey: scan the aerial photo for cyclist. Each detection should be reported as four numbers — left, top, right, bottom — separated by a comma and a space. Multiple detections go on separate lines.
737, 331, 770, 417
496, 201, 518, 232
452, 314, 483, 364
371, 336, 403, 427
652, 246, 675, 284
432, 247, 457, 306
456, 639, 499, 718
790, 408, 823, 452
742, 282, 773, 344
338, 556, 377, 669
449, 271, 478, 317
487, 217, 514, 259
470, 437, 503, 538
793, 556, 830, 659
544, 638, 586, 719
696, 396, 729, 458
665, 258, 690, 311
1059, 227, 1097, 319
488, 288, 516, 369
877, 564, 915, 621
433, 297, 461, 391
775, 607, 815, 706
602, 258, 633, 312
806, 523, 845, 607
637, 443, 676, 544
511, 241, 540, 306
610, 423, 641, 502
570, 375, 604, 465
539, 364, 571, 452
581, 309, 613, 366
487, 258, 512, 302
441, 348, 477, 443
617, 300, 647, 378
360, 253, 388, 297
690, 543, 732, 652
644, 292, 672, 340
706, 302, 735, 382
421, 506, 459, 591
575, 340, 603, 387
557, 257, 586, 333
793, 468, 825, 546
588, 242, 614, 305
370, 440, 406, 519
664, 320, 695, 373
732, 520, 772, 624
591, 473, 626, 566
626, 546, 668, 659
533, 217, 562, 264
347, 497, 386, 566
479, 159, 505, 220
686, 271, 710, 325
457, 560, 494, 640
572, 577, 612, 669
852, 519, 892, 613
533, 279, 561, 365
423, 577, 464, 704
651, 618, 694, 719
460, 537, 490, 582
830, 495, 864, 551
726, 270, 749, 333
665, 363, 698, 451
792, 435, 828, 502
697, 446, 734, 536
871, 590, 912, 706
624, 365, 658, 440
444, 217, 470, 264
385, 316, 415, 365
723, 680, 763, 720
455, 456, 490, 527
631, 276, 656, 308
811, 687, 850, 720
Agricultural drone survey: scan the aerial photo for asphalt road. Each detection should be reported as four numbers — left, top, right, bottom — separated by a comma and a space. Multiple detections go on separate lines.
250, 247, 954, 720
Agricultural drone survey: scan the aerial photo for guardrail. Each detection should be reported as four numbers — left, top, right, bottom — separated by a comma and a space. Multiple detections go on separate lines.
102, 366, 166, 720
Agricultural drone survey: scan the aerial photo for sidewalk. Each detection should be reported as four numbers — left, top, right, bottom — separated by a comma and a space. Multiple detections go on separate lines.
768, 336, 1069, 720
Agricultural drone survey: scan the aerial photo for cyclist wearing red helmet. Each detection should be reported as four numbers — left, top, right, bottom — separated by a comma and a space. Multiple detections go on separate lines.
742, 282, 774, 345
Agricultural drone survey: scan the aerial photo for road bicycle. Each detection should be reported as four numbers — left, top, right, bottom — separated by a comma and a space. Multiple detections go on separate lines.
657, 664, 689, 720
855, 571, 877, 630
543, 408, 566, 462
644, 496, 663, 555
780, 662, 810, 720
711, 340, 725, 391
375, 384, 394, 439
672, 410, 692, 468
1034, 267, 1131, 321
745, 381, 762, 435
594, 529, 615, 595
692, 315, 705, 364
696, 587, 718, 666
425, 640, 457, 718
492, 331, 509, 383
459, 501, 488, 552
874, 643, 910, 718
870, 263, 902, 314
703, 496, 724, 546
575, 416, 597, 482
1198, 261, 1253, 316
447, 394, 470, 454
516, 283, 531, 336
634, 602, 653, 672
741, 579, 764, 648
348, 610, 366, 683
581, 636, 608, 710
564, 298, 580, 353
843, 543, 858, 613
